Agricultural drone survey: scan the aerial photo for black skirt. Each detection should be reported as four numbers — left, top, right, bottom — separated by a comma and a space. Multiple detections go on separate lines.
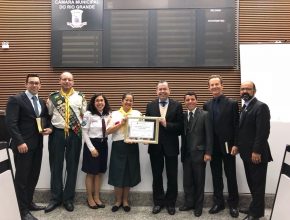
81, 138, 108, 175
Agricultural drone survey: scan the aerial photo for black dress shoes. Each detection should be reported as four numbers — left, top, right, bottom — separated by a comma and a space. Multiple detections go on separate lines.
229, 207, 239, 218
194, 209, 202, 217
111, 204, 122, 212
64, 202, 74, 212
87, 200, 98, 209
29, 202, 45, 211
22, 211, 38, 220
239, 208, 249, 214
179, 205, 194, 211
152, 205, 163, 214
208, 204, 225, 214
243, 215, 259, 220
166, 206, 176, 215
44, 201, 61, 213
96, 203, 105, 208
123, 205, 131, 212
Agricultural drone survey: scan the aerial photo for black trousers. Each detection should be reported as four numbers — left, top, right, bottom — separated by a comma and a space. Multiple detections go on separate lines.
149, 153, 178, 207
210, 147, 239, 208
14, 146, 42, 215
243, 160, 268, 218
182, 156, 206, 211
48, 128, 82, 203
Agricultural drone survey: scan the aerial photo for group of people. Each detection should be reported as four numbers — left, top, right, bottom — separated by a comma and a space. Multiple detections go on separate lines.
5, 72, 272, 220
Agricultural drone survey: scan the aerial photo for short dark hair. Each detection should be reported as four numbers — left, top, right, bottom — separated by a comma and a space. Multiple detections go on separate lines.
87, 93, 111, 115
208, 74, 223, 85
157, 80, 169, 87
122, 92, 134, 101
26, 74, 40, 83
184, 91, 197, 100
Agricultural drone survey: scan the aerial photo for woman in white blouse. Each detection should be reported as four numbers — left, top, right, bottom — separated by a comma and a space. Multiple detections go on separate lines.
107, 92, 141, 213
81, 93, 111, 209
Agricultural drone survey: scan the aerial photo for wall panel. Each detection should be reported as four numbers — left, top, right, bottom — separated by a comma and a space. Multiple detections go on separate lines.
1, 0, 290, 112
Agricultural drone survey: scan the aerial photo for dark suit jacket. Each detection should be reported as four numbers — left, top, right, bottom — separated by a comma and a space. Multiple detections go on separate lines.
238, 97, 272, 163
203, 95, 239, 153
181, 108, 213, 163
146, 98, 183, 156
5, 92, 50, 151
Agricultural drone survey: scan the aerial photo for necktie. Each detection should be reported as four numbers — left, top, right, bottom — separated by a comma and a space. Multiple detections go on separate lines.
187, 111, 193, 129
240, 104, 247, 120
101, 117, 106, 138
32, 96, 40, 117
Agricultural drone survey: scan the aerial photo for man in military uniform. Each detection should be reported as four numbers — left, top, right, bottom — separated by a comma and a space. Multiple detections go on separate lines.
45, 71, 87, 213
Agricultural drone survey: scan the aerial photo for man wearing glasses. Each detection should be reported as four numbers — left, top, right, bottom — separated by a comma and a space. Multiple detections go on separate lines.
238, 81, 272, 220
6, 74, 52, 220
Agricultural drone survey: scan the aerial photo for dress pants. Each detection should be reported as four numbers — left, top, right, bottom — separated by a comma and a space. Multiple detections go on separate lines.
243, 160, 268, 218
182, 156, 206, 210
150, 152, 178, 207
13, 146, 42, 215
210, 146, 239, 208
48, 128, 82, 203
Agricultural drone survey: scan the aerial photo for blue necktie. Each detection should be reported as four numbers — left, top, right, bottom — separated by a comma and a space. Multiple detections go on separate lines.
32, 96, 40, 117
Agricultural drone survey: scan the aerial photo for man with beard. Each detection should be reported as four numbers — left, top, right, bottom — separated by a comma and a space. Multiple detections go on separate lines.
238, 81, 272, 220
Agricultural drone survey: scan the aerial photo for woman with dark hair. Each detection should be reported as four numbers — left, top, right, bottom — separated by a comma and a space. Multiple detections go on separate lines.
81, 93, 111, 209
107, 92, 141, 213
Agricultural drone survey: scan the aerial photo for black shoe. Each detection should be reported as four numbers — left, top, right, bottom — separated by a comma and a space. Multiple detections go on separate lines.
208, 204, 225, 214
44, 201, 61, 213
64, 202, 74, 212
166, 206, 175, 215
111, 204, 122, 212
229, 207, 239, 218
96, 203, 105, 208
29, 202, 45, 211
179, 205, 194, 211
87, 200, 98, 209
152, 205, 163, 214
22, 211, 38, 220
243, 215, 259, 220
194, 209, 202, 217
123, 205, 131, 212
239, 208, 249, 214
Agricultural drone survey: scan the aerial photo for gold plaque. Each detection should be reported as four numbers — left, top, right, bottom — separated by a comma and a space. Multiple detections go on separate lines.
124, 116, 162, 144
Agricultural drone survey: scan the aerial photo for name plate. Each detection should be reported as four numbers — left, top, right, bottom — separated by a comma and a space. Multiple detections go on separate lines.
124, 116, 162, 144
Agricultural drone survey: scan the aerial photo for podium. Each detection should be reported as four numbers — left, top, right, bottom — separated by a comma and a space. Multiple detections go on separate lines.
270, 145, 290, 220
0, 142, 21, 220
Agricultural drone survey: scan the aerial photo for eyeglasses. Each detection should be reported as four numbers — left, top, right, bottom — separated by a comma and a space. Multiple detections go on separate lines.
240, 88, 253, 91
28, 81, 40, 85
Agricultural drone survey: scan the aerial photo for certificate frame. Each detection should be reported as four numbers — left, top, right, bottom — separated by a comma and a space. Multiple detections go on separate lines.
124, 116, 162, 144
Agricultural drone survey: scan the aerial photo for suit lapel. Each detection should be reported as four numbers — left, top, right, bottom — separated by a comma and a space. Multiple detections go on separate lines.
21, 92, 36, 116
239, 98, 257, 127
184, 112, 188, 135
153, 99, 161, 117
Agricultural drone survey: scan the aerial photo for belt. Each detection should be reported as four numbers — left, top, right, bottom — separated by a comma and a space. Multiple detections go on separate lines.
91, 137, 108, 143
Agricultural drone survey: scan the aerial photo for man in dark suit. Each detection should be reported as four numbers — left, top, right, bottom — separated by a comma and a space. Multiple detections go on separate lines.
146, 80, 183, 215
179, 91, 213, 217
238, 81, 272, 220
6, 74, 52, 220
203, 75, 239, 218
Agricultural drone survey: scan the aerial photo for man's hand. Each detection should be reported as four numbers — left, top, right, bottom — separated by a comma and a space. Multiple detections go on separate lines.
159, 118, 167, 127
17, 143, 28, 154
42, 128, 52, 135
204, 154, 211, 162
231, 146, 239, 156
251, 152, 261, 164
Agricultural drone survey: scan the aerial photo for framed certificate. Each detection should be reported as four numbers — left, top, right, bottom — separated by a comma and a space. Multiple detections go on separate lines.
124, 116, 162, 144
